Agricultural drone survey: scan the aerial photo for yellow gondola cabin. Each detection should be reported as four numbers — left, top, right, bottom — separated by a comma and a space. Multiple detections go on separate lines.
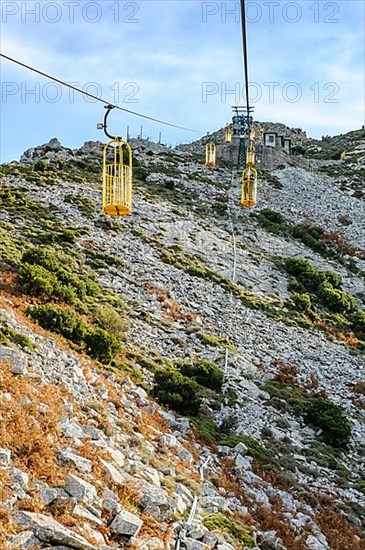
102, 137, 132, 216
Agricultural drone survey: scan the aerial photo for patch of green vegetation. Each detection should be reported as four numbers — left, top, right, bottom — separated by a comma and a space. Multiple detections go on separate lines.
177, 358, 223, 391
257, 208, 287, 235
190, 416, 273, 464
94, 304, 128, 339
0, 225, 24, 266
153, 368, 202, 415
27, 304, 120, 363
318, 281, 356, 314
65, 193, 96, 216
18, 247, 100, 307
285, 257, 342, 293
305, 129, 365, 160
152, 356, 224, 415
290, 292, 312, 312
0, 325, 34, 351
265, 380, 352, 448
304, 397, 352, 448
27, 218, 88, 246
257, 209, 363, 274
284, 257, 363, 342
85, 249, 124, 270
202, 513, 255, 547
68, 159, 101, 174
196, 332, 236, 350
125, 349, 173, 373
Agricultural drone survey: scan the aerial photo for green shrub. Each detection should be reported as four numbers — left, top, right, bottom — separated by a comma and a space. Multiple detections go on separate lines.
285, 258, 342, 292
65, 193, 96, 215
202, 513, 255, 547
84, 327, 120, 363
179, 358, 223, 391
285, 257, 322, 291
153, 369, 202, 415
318, 282, 356, 313
290, 292, 312, 312
258, 208, 284, 225
18, 263, 58, 297
27, 304, 87, 343
0, 326, 34, 351
19, 247, 100, 304
292, 225, 327, 255
190, 417, 219, 445
94, 305, 127, 338
304, 397, 351, 448
257, 209, 287, 236
266, 380, 351, 448
34, 160, 47, 172
351, 310, 365, 337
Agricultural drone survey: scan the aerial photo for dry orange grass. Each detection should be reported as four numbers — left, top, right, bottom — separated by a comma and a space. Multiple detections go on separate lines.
0, 361, 69, 485
145, 282, 170, 302
351, 381, 365, 395
314, 319, 359, 346
139, 513, 174, 543
272, 359, 299, 384
145, 282, 197, 324
315, 504, 365, 550
136, 406, 169, 440
254, 502, 307, 549
111, 480, 141, 512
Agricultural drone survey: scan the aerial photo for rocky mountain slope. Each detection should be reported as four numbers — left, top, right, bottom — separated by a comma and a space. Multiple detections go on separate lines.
0, 127, 364, 550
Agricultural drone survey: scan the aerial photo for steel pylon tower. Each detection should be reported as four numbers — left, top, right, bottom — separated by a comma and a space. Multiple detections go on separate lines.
232, 105, 254, 170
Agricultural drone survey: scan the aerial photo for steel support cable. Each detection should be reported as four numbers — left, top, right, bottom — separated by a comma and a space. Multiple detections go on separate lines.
0, 53, 202, 133
223, 169, 238, 376
240, 0, 251, 133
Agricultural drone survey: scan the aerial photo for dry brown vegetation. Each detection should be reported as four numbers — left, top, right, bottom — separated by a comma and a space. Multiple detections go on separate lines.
324, 230, 365, 259
145, 281, 197, 323
315, 502, 365, 550
0, 361, 69, 485
351, 381, 365, 395
272, 359, 299, 384
314, 319, 359, 346
136, 406, 169, 440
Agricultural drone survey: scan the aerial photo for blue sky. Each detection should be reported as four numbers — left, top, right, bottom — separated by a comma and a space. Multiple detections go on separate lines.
1, 0, 364, 162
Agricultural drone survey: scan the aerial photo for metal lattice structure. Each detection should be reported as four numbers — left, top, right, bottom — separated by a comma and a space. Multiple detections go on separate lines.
232, 105, 254, 170
102, 138, 132, 216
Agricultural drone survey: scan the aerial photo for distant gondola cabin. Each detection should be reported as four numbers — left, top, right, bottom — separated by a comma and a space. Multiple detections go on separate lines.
205, 142, 216, 167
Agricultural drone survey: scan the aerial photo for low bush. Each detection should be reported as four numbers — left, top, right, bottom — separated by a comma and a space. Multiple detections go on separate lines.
94, 305, 128, 338
318, 282, 356, 314
18, 247, 100, 305
27, 304, 120, 363
304, 397, 352, 448
0, 325, 34, 351
27, 304, 87, 343
257, 209, 287, 236
178, 358, 223, 391
203, 513, 255, 547
153, 369, 202, 415
266, 380, 351, 448
190, 417, 273, 464
84, 327, 120, 363
285, 257, 341, 292
290, 292, 312, 312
